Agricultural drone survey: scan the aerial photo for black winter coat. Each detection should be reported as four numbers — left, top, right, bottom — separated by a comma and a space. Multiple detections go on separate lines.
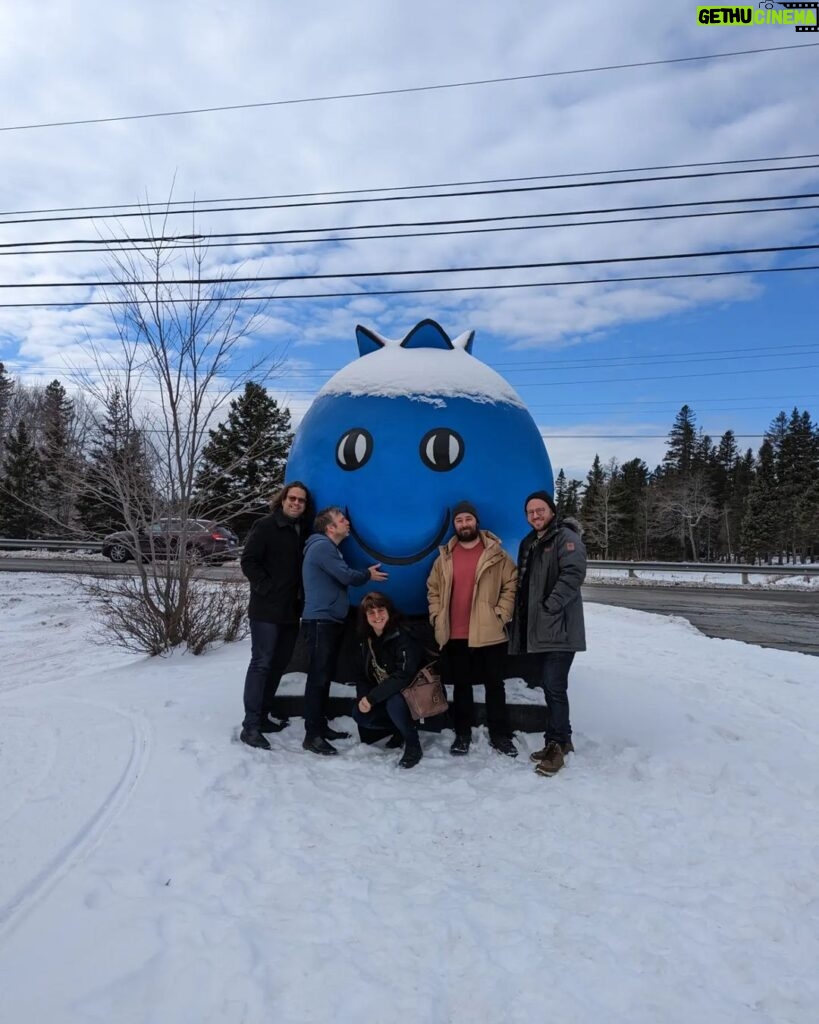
358, 626, 425, 705
240, 509, 307, 623
508, 520, 587, 654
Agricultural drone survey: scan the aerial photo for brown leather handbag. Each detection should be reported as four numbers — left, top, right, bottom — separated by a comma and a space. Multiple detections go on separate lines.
402, 662, 449, 721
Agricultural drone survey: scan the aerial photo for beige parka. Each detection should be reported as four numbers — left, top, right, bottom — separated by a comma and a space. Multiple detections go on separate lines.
426, 530, 518, 649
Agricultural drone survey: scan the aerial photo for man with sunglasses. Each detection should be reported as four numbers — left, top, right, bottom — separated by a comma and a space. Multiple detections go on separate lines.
239, 481, 312, 750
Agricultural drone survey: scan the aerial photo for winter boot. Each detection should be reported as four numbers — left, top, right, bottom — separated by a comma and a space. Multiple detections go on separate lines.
530, 739, 574, 763
398, 743, 423, 769
240, 728, 271, 751
490, 734, 518, 758
450, 733, 471, 756
533, 741, 565, 777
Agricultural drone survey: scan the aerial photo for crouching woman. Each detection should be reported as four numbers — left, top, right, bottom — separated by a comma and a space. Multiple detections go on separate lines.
354, 591, 425, 769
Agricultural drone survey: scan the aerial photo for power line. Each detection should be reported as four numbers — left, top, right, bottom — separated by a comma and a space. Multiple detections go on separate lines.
4, 242, 817, 290
4, 164, 819, 227
3, 43, 816, 134
6, 201, 819, 258
6, 190, 818, 250
1, 262, 817, 308
4, 152, 818, 218
14, 346, 819, 377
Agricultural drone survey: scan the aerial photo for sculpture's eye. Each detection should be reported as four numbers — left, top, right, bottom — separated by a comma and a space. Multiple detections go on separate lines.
419, 428, 465, 472
336, 428, 373, 470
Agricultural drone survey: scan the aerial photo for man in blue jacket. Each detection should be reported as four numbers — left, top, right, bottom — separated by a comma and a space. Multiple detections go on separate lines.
301, 506, 388, 755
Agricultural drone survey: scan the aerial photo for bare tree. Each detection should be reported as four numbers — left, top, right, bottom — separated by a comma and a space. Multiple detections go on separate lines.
649, 471, 718, 560
72, 204, 283, 654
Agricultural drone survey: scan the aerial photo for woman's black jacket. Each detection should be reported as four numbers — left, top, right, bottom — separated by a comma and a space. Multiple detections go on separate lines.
240, 508, 307, 623
358, 626, 424, 705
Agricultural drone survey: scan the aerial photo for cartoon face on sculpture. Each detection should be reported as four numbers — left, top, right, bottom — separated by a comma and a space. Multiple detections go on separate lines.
286, 320, 554, 615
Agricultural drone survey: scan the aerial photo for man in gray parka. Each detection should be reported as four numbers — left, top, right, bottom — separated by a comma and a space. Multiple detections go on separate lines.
508, 490, 586, 777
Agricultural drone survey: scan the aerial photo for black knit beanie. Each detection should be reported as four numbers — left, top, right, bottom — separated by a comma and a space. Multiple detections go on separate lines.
452, 500, 479, 525
524, 490, 557, 515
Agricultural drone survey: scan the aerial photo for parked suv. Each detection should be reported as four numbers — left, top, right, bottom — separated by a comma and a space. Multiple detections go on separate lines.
102, 519, 240, 564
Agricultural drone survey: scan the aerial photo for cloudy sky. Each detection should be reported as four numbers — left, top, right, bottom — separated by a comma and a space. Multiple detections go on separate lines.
0, 0, 817, 477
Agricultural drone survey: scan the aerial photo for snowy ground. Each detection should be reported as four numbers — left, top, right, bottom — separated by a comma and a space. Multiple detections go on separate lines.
1, 574, 818, 1024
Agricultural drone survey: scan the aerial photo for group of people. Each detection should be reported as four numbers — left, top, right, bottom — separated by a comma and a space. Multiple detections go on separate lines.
238, 482, 587, 776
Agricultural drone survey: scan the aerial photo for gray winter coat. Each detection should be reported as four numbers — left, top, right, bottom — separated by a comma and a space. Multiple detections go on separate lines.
301, 534, 370, 622
508, 519, 587, 654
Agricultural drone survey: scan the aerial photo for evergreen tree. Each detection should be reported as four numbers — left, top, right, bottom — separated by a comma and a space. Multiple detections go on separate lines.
554, 469, 568, 518
40, 379, 79, 530
740, 439, 779, 563
0, 420, 45, 537
663, 405, 697, 476
614, 458, 649, 559
775, 408, 818, 560
76, 387, 155, 536
0, 362, 14, 452
564, 479, 581, 517
580, 455, 621, 558
194, 382, 293, 538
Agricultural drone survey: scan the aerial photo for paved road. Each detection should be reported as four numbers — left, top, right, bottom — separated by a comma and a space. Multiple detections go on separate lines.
2, 558, 817, 656
584, 582, 819, 656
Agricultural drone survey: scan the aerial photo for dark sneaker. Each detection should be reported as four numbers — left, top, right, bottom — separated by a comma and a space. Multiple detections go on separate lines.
385, 733, 404, 749
530, 740, 574, 763
450, 734, 471, 756
533, 742, 565, 777
323, 726, 351, 741
240, 728, 271, 751
490, 734, 518, 758
259, 717, 289, 734
302, 735, 338, 756
398, 744, 423, 769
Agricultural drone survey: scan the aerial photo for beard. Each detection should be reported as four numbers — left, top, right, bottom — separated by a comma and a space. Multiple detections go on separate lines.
456, 526, 479, 542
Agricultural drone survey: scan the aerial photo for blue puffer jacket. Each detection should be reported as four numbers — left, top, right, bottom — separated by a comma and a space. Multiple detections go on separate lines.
301, 534, 370, 622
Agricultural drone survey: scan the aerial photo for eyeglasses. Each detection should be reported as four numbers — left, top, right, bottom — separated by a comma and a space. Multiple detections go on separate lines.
526, 507, 550, 517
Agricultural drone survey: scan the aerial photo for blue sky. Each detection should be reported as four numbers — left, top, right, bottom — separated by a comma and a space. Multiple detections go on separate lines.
0, 0, 816, 477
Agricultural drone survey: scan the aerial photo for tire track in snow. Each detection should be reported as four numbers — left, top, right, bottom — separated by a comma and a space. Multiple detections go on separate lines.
0, 700, 152, 943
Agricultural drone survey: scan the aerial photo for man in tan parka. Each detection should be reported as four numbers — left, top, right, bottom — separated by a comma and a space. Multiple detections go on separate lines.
427, 501, 518, 757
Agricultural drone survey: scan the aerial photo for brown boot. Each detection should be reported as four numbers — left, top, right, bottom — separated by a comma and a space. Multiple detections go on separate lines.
533, 741, 565, 777
530, 740, 574, 763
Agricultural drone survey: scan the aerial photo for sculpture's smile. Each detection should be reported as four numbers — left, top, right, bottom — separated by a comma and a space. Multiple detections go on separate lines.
347, 507, 451, 566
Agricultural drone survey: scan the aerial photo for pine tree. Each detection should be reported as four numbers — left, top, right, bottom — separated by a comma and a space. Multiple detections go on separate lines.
0, 420, 45, 537
554, 469, 568, 517
663, 405, 697, 476
0, 362, 14, 452
740, 439, 779, 563
76, 387, 155, 536
776, 408, 818, 561
194, 382, 293, 538
615, 458, 649, 559
40, 379, 79, 531
564, 479, 581, 516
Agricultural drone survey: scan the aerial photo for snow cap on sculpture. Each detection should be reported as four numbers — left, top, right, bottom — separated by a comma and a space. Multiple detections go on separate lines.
286, 319, 554, 615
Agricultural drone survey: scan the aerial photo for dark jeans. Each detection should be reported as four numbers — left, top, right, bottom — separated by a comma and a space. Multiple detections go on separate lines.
353, 693, 419, 746
301, 619, 345, 738
444, 639, 511, 738
242, 620, 300, 730
538, 651, 575, 745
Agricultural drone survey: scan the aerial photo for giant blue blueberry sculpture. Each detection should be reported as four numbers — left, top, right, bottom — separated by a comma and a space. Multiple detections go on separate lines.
286, 319, 554, 616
